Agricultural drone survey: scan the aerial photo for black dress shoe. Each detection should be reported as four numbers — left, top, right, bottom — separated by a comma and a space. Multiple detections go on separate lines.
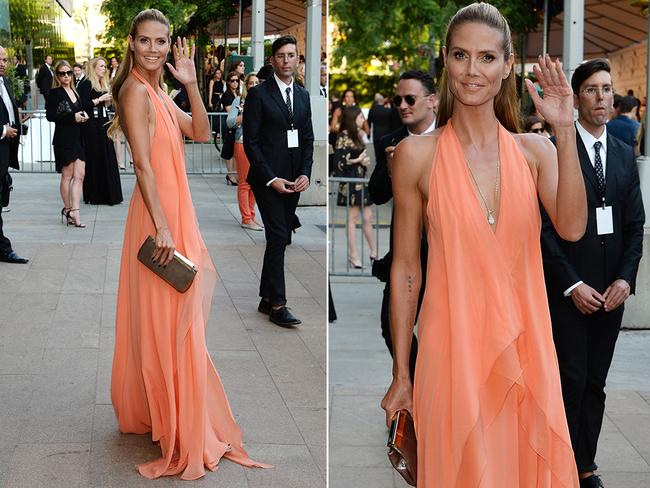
269, 307, 301, 327
0, 251, 28, 264
258, 298, 271, 314
580, 475, 604, 488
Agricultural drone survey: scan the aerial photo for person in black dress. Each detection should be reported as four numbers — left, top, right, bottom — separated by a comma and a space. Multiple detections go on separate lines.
334, 105, 377, 268
78, 57, 123, 206
46, 60, 88, 228
207, 68, 224, 112
221, 71, 240, 185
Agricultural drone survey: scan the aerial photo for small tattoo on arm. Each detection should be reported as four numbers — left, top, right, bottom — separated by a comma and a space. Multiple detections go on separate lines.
407, 275, 413, 294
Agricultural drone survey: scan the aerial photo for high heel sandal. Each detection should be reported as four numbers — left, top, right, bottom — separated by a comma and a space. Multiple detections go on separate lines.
65, 209, 86, 228
225, 175, 238, 186
60, 207, 70, 224
348, 257, 363, 269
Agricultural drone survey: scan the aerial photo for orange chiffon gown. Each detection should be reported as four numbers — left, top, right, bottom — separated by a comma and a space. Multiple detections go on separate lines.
111, 69, 270, 480
413, 120, 579, 487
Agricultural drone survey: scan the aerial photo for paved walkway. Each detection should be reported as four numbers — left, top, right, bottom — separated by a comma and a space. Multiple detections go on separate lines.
330, 276, 650, 488
0, 173, 326, 488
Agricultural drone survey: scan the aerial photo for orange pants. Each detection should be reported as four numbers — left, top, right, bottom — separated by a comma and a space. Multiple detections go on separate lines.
234, 142, 256, 223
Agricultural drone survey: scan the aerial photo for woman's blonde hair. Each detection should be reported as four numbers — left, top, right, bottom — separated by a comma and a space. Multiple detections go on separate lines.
242, 72, 258, 99
87, 57, 110, 93
436, 2, 520, 133
52, 60, 77, 96
107, 8, 170, 140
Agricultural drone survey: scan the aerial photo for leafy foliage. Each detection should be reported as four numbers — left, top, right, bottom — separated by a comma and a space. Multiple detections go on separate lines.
330, 0, 546, 101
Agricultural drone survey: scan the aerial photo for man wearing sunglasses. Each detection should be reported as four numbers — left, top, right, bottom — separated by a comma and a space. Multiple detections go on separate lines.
368, 70, 437, 379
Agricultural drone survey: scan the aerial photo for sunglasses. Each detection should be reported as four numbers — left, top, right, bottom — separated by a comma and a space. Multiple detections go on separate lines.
392, 95, 419, 107
228, 79, 239, 83
57, 71, 73, 77
531, 128, 544, 134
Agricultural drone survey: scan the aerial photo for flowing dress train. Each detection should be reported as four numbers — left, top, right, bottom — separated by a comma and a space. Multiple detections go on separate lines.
413, 120, 579, 487
111, 69, 271, 480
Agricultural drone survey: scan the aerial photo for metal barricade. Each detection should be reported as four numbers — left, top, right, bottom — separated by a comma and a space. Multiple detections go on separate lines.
17, 109, 232, 174
328, 176, 392, 277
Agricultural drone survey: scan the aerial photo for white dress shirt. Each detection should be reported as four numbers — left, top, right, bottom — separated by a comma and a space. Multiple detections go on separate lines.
407, 117, 436, 136
0, 77, 15, 140
267, 74, 296, 187
563, 121, 609, 297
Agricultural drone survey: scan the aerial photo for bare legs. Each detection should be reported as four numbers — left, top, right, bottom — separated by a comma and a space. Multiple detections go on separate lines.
347, 205, 377, 267
59, 159, 86, 226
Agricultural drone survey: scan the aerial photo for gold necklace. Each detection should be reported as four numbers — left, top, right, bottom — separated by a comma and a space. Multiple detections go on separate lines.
465, 157, 500, 225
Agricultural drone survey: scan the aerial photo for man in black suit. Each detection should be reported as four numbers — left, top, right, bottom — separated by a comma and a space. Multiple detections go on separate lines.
0, 46, 28, 264
36, 55, 53, 106
73, 63, 86, 89
243, 35, 314, 327
368, 71, 437, 379
541, 59, 645, 488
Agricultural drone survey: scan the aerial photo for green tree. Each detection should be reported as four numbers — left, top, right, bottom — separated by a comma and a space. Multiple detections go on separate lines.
331, 0, 544, 74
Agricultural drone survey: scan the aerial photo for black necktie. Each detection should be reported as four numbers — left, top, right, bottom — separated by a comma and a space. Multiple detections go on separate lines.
593, 141, 605, 196
285, 87, 293, 124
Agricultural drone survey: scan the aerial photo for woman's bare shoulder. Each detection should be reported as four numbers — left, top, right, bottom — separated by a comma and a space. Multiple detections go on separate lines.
119, 76, 148, 103
512, 132, 555, 166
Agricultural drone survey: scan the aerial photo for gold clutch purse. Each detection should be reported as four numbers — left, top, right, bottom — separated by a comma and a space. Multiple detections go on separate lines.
387, 409, 417, 486
137, 236, 197, 293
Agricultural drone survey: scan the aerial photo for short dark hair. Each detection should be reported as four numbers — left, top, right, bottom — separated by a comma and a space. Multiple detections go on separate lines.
613, 93, 623, 109
399, 70, 436, 95
571, 58, 611, 94
619, 95, 639, 114
73, 63, 83, 69
271, 35, 297, 56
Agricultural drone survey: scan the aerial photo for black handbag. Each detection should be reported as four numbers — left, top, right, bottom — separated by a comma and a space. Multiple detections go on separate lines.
1, 172, 13, 207
220, 125, 236, 160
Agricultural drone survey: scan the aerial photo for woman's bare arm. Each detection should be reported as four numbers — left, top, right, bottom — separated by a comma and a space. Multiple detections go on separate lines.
120, 79, 175, 265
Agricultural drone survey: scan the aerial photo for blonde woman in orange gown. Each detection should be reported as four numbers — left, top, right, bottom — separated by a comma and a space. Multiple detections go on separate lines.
382, 3, 587, 487
109, 9, 270, 480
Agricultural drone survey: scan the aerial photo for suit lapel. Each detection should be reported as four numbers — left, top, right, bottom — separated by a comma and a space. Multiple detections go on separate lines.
576, 128, 601, 196
605, 134, 619, 204
266, 77, 291, 123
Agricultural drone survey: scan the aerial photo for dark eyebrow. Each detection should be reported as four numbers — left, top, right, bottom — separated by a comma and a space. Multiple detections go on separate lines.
450, 46, 499, 56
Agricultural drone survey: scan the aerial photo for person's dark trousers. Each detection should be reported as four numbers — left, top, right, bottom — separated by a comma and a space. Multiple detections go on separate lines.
251, 182, 300, 306
0, 175, 12, 255
550, 296, 624, 473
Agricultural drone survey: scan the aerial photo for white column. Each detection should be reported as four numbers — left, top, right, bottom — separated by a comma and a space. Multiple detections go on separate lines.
305, 0, 322, 94
562, 0, 584, 80
251, 0, 265, 71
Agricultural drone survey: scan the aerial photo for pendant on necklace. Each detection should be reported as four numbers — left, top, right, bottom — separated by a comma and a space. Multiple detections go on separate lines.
487, 213, 495, 225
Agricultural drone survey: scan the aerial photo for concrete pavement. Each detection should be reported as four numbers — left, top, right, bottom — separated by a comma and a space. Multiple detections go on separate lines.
0, 172, 326, 488
330, 276, 650, 488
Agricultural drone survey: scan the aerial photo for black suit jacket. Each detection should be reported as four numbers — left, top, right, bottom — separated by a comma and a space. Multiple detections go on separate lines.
45, 87, 82, 148
36, 64, 53, 97
368, 125, 408, 205
0, 76, 20, 173
243, 76, 314, 186
541, 128, 645, 301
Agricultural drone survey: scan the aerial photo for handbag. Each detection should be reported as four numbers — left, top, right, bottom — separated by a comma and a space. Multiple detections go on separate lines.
387, 409, 417, 486
220, 125, 236, 160
137, 236, 197, 293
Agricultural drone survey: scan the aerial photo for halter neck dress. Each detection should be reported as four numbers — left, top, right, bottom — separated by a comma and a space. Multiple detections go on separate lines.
413, 120, 579, 487
111, 69, 270, 480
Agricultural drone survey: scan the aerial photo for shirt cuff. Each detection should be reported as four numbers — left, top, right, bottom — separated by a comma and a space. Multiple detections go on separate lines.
1, 125, 6, 140
563, 281, 583, 297
266, 177, 277, 187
